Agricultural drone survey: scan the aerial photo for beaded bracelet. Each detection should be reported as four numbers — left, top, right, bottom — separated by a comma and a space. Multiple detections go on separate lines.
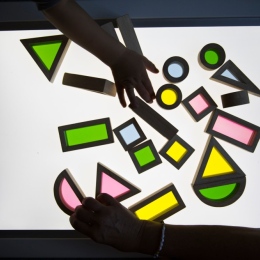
154, 221, 165, 258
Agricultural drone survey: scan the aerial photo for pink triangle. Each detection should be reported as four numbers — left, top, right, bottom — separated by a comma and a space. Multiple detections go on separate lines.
101, 172, 130, 198
59, 178, 81, 211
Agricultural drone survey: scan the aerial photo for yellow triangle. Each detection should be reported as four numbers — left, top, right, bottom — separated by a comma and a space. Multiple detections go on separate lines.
202, 147, 234, 178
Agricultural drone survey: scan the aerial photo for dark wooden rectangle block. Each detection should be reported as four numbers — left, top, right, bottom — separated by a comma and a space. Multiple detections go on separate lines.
62, 73, 116, 96
101, 22, 119, 40
129, 96, 178, 140
221, 90, 249, 108
116, 14, 143, 55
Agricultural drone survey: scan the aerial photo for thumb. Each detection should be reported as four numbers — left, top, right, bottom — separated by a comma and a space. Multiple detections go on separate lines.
143, 56, 159, 73
97, 193, 119, 206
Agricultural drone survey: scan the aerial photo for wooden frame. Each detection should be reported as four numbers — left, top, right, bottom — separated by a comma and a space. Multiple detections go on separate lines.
182, 86, 217, 122
128, 139, 162, 173
199, 43, 226, 70
53, 169, 85, 216
211, 60, 260, 95
129, 183, 185, 222
206, 109, 260, 152
159, 135, 195, 169
156, 84, 182, 110
192, 137, 246, 207
113, 117, 146, 151
163, 56, 189, 83
95, 163, 141, 202
58, 118, 114, 152
20, 34, 69, 81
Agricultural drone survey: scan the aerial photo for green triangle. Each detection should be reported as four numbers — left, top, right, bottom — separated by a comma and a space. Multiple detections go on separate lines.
31, 41, 62, 71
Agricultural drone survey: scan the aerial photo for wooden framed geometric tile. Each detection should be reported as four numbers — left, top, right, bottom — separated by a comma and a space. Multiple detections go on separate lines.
211, 60, 260, 95
156, 84, 182, 110
192, 137, 246, 207
159, 135, 194, 169
113, 117, 146, 151
95, 163, 141, 202
128, 139, 162, 173
53, 169, 85, 216
58, 118, 114, 152
206, 109, 260, 152
199, 43, 226, 70
163, 56, 189, 83
129, 183, 185, 222
182, 86, 217, 122
20, 34, 70, 81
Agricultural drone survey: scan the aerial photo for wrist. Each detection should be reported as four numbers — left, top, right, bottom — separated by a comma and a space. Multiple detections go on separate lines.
137, 220, 162, 255
106, 46, 129, 68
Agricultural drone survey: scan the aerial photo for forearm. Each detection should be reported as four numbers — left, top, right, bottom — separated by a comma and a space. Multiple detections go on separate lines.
42, 0, 126, 67
139, 222, 260, 259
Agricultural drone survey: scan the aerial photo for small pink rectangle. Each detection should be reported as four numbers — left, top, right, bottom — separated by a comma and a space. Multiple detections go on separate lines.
189, 94, 209, 114
212, 115, 256, 145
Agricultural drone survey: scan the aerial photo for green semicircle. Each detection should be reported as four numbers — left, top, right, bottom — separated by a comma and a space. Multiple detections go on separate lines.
199, 183, 237, 200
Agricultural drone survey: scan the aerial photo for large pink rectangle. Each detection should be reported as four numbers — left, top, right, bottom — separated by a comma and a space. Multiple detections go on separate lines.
212, 115, 256, 145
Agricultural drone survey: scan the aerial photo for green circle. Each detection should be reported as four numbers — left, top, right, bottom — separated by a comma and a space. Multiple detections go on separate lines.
204, 50, 219, 65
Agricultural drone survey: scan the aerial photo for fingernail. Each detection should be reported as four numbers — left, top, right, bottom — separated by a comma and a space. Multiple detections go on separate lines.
121, 101, 127, 108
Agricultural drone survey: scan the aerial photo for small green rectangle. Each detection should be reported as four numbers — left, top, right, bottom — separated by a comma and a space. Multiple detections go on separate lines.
134, 146, 155, 167
65, 124, 108, 146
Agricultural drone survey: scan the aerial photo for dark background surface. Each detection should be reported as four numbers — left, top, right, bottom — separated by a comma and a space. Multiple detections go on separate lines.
0, 0, 260, 258
0, 0, 260, 29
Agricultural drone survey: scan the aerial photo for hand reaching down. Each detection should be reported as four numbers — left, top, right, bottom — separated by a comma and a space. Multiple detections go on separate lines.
70, 193, 145, 252
110, 49, 159, 108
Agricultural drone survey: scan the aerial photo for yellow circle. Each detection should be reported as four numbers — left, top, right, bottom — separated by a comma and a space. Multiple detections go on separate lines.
161, 89, 177, 105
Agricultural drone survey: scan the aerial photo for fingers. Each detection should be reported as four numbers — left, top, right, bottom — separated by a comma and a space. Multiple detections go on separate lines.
143, 56, 159, 74
116, 84, 127, 108
125, 83, 138, 108
118, 79, 155, 108
134, 81, 153, 104
73, 205, 96, 224
97, 193, 119, 206
82, 197, 104, 212
142, 75, 156, 100
70, 214, 92, 235
111, 49, 158, 107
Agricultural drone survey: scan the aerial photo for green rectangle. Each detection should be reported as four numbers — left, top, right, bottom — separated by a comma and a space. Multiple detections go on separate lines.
134, 146, 155, 167
65, 124, 108, 146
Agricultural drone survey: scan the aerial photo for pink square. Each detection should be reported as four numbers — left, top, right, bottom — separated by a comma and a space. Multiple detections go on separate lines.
189, 94, 209, 114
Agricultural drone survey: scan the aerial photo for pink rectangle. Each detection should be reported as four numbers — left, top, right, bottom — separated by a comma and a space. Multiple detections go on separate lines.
212, 115, 256, 145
